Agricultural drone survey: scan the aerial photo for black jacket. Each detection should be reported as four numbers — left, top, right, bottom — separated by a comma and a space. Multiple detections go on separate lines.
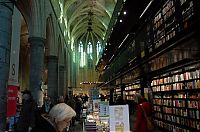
16, 99, 37, 132
30, 115, 56, 132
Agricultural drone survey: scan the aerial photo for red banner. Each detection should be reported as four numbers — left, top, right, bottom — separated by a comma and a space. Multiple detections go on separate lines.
7, 85, 18, 117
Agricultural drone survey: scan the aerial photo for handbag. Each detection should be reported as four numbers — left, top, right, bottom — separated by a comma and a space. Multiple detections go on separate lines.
140, 104, 154, 132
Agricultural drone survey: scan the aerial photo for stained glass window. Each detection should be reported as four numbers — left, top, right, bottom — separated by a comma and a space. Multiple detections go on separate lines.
97, 41, 102, 59
79, 41, 85, 67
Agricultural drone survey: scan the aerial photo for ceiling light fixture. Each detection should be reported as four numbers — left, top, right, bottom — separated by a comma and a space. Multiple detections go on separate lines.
109, 54, 115, 62
118, 34, 129, 49
140, 0, 154, 19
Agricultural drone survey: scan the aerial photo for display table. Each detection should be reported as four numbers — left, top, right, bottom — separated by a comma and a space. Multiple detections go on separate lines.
83, 112, 109, 132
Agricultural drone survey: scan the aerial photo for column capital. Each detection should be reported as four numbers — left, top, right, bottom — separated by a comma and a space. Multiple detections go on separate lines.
28, 37, 46, 47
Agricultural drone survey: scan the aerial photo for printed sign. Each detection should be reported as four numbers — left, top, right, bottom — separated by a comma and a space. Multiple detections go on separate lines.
7, 85, 18, 116
109, 105, 130, 132
8, 6, 21, 86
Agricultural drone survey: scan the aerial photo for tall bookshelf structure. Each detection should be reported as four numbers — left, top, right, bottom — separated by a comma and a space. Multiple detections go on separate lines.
147, 0, 200, 131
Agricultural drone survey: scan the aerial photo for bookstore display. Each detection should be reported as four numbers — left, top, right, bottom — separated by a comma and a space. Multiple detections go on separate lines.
85, 112, 109, 132
114, 81, 141, 101
145, 0, 200, 131
115, 87, 121, 97
125, 82, 141, 100
147, 0, 197, 53
151, 63, 200, 131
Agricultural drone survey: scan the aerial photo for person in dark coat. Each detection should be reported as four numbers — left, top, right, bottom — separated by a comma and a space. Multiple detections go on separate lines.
66, 95, 76, 126
16, 90, 38, 132
134, 93, 152, 132
30, 114, 56, 132
115, 96, 125, 105
31, 103, 76, 132
41, 96, 53, 114
74, 96, 82, 121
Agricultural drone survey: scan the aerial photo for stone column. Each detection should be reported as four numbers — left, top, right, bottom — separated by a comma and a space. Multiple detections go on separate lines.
65, 58, 68, 96
47, 55, 58, 104
59, 65, 65, 96
0, 1, 13, 130
29, 37, 45, 102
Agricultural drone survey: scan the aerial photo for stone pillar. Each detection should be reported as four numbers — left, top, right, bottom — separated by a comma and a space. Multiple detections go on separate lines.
47, 55, 58, 104
0, 1, 13, 130
29, 37, 45, 102
59, 65, 65, 96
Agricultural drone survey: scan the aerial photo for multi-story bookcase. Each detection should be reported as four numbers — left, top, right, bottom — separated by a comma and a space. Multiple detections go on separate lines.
125, 81, 141, 100
151, 62, 200, 131
147, 0, 199, 54
147, 0, 200, 131
115, 87, 121, 97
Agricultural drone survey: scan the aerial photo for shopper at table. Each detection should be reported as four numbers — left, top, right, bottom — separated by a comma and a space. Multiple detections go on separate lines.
31, 103, 76, 132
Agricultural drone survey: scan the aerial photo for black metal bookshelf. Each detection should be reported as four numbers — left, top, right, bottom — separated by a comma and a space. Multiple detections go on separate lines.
151, 62, 200, 131
134, 0, 200, 130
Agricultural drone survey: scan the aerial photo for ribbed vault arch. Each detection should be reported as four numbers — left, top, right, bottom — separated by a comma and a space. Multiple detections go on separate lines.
59, 0, 116, 43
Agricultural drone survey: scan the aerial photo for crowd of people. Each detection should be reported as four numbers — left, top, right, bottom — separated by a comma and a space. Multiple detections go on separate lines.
8, 90, 153, 132
9, 90, 89, 132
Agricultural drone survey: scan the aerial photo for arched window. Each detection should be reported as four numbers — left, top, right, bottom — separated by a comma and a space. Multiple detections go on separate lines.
87, 42, 93, 59
87, 42, 93, 68
87, 42, 92, 54
96, 41, 102, 59
79, 41, 85, 67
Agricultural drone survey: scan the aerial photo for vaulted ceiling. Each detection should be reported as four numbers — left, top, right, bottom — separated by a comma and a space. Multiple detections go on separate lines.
59, 0, 117, 42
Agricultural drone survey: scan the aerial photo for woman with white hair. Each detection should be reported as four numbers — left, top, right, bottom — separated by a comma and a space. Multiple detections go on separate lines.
31, 103, 76, 132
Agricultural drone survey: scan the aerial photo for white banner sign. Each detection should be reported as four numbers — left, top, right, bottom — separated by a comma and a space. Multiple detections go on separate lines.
109, 105, 130, 132
8, 7, 21, 86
